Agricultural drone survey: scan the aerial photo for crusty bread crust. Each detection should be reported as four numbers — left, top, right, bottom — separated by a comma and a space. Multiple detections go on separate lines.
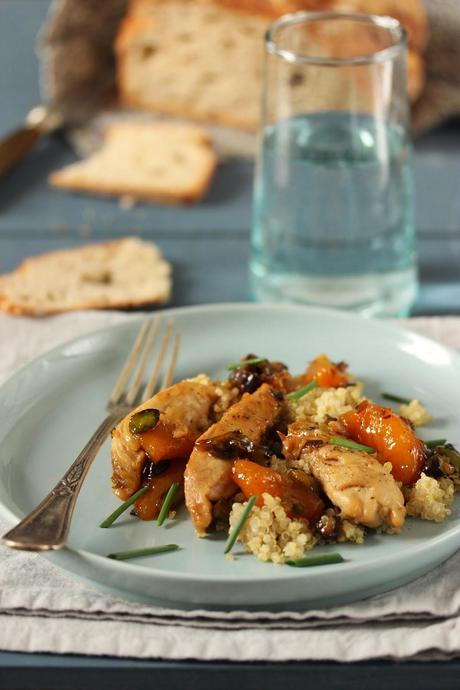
0, 293, 167, 317
50, 159, 216, 204
0, 238, 172, 316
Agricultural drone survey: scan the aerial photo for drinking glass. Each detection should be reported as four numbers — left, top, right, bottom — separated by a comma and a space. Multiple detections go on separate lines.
250, 12, 416, 317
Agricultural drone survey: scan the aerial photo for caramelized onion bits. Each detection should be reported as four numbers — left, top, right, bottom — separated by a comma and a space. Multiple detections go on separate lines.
141, 459, 171, 483
196, 430, 254, 460
424, 443, 460, 478
129, 408, 160, 435
196, 430, 274, 464
228, 354, 290, 395
316, 508, 341, 542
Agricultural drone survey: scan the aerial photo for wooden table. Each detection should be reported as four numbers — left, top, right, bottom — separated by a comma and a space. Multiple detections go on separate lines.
1, 1, 460, 688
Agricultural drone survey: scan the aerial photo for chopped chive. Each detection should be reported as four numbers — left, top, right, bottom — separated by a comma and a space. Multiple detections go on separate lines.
107, 544, 179, 561
382, 392, 412, 405
287, 380, 318, 401
426, 439, 447, 449
100, 486, 149, 528
286, 552, 344, 567
157, 482, 180, 526
226, 357, 266, 370
330, 437, 376, 454
224, 494, 258, 555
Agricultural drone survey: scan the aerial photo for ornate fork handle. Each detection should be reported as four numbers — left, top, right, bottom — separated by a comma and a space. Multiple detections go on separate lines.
2, 411, 123, 551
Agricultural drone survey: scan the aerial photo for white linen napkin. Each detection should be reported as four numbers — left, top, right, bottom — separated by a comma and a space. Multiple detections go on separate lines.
0, 311, 460, 662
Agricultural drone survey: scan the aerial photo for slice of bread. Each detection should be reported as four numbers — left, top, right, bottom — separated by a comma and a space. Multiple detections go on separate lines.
116, 0, 269, 131
116, 0, 428, 132
49, 121, 217, 204
0, 238, 172, 316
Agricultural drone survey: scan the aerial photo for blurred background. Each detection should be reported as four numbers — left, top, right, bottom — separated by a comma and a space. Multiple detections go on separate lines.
0, 0, 459, 314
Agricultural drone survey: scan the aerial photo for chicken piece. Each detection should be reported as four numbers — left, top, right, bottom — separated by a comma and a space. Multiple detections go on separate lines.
184, 383, 283, 535
283, 423, 406, 530
111, 377, 218, 500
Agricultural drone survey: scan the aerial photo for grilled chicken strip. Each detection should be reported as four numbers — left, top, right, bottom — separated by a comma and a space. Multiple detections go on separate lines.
112, 377, 218, 500
283, 423, 406, 530
184, 383, 284, 535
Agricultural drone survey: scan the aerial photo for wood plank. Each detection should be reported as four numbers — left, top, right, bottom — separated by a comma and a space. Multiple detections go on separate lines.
0, 232, 457, 315
0, 235, 250, 308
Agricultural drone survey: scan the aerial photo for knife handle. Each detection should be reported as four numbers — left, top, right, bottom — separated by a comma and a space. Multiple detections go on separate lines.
0, 106, 62, 179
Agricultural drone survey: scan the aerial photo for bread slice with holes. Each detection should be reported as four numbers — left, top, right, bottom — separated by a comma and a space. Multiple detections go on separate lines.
116, 0, 427, 131
116, 0, 270, 131
49, 121, 217, 204
0, 238, 172, 316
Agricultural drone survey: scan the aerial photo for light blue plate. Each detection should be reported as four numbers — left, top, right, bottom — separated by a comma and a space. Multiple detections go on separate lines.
0, 303, 459, 609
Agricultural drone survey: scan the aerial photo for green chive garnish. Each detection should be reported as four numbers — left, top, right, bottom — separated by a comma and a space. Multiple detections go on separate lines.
330, 437, 376, 454
287, 380, 318, 401
224, 494, 258, 555
382, 392, 411, 405
426, 439, 447, 449
157, 482, 180, 526
286, 552, 344, 567
100, 485, 149, 528
226, 357, 266, 370
107, 544, 179, 561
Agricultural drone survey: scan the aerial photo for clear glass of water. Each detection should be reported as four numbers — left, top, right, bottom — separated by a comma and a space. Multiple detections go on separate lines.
250, 12, 416, 317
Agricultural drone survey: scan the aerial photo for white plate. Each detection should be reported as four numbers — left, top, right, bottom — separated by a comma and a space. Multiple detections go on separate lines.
0, 304, 459, 609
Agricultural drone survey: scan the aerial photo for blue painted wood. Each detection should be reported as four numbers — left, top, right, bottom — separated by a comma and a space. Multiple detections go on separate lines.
0, 234, 250, 307
1, 131, 460, 235
0, 135, 255, 234
0, 0, 46, 135
1, 655, 460, 690
0, 231, 457, 314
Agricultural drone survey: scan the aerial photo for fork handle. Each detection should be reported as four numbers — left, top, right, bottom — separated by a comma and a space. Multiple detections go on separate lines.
1, 412, 123, 551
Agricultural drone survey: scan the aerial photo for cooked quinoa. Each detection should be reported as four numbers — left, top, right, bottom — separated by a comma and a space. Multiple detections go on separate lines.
213, 380, 240, 419
404, 473, 454, 522
399, 399, 432, 427
338, 519, 365, 544
228, 493, 317, 564
291, 382, 364, 425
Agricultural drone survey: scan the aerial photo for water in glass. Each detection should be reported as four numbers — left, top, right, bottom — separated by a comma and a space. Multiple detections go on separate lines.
251, 111, 416, 317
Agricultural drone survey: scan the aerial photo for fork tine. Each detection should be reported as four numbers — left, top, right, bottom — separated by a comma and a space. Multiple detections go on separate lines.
141, 319, 174, 402
109, 319, 151, 405
161, 332, 181, 391
125, 318, 161, 405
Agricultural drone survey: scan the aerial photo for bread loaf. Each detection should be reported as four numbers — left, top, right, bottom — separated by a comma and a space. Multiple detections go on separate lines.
49, 120, 217, 204
116, 0, 428, 131
116, 0, 269, 131
0, 238, 172, 316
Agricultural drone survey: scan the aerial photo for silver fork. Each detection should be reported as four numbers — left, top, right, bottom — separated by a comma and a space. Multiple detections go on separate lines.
1, 318, 180, 552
